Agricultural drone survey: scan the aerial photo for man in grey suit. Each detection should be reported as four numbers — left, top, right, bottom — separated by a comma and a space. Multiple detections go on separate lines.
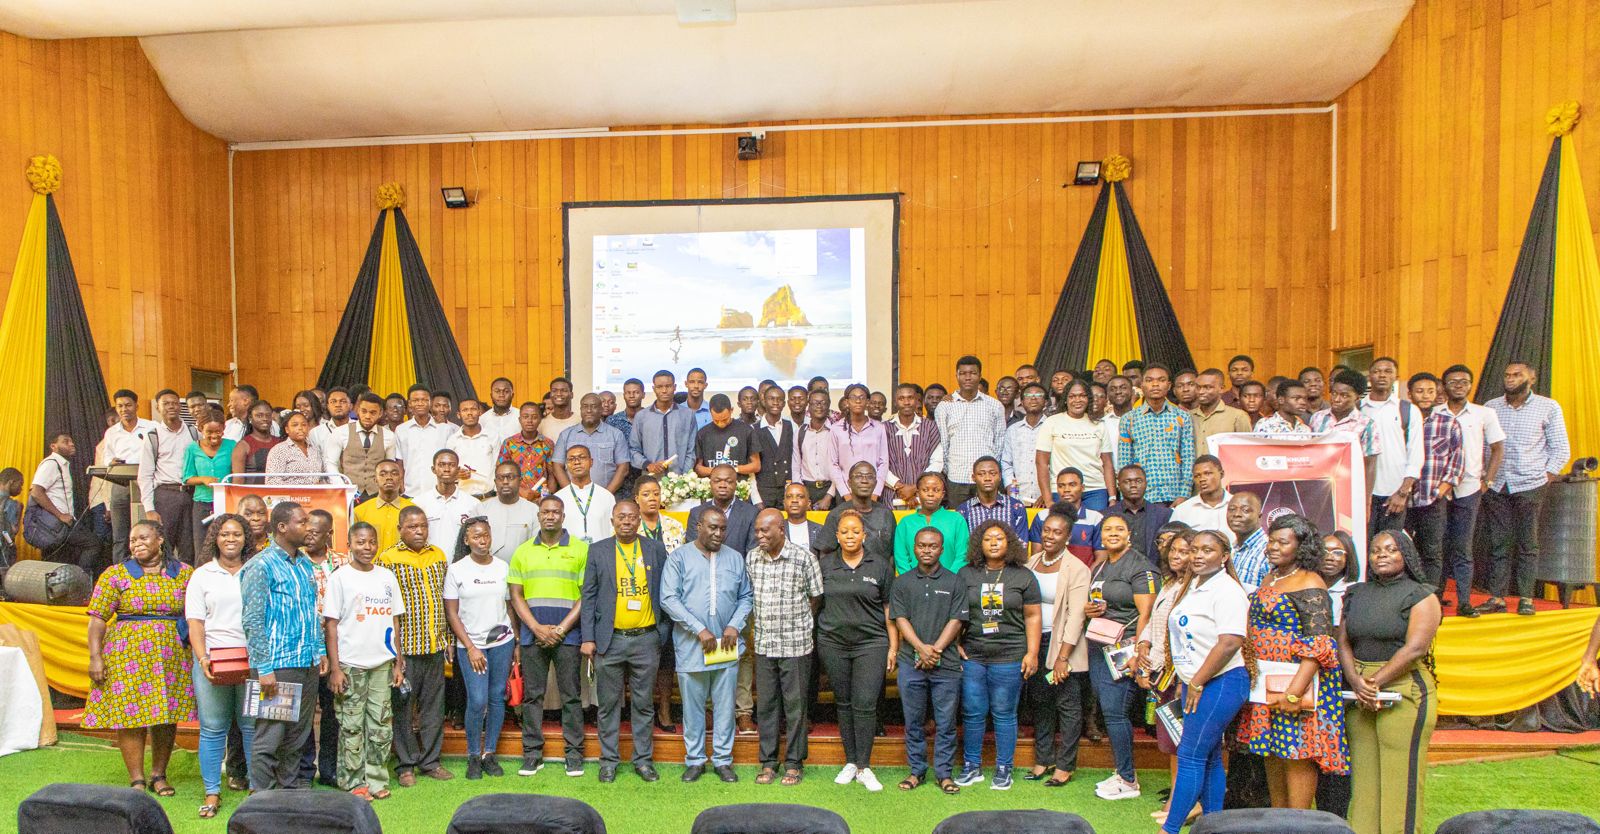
580, 500, 668, 783
685, 463, 761, 732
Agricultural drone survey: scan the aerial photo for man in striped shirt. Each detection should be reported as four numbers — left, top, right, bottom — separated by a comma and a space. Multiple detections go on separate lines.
240, 502, 327, 790
1483, 361, 1571, 616
885, 383, 943, 507
933, 355, 1008, 508
957, 457, 1028, 539
378, 506, 453, 785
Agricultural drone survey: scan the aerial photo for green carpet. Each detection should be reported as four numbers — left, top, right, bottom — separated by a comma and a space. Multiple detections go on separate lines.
1, 734, 1596, 834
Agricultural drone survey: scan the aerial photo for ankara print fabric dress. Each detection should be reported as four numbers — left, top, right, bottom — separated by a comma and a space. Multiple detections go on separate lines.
83, 561, 198, 729
1236, 585, 1349, 775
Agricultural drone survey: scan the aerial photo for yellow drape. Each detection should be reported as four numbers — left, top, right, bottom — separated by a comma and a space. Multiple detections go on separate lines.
1549, 137, 1599, 471
367, 210, 415, 396
1084, 194, 1141, 366
1432, 607, 1598, 715
0, 603, 93, 698
0, 195, 51, 509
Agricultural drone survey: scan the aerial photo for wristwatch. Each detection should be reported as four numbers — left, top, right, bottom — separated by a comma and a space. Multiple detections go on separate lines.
1284, 691, 1302, 705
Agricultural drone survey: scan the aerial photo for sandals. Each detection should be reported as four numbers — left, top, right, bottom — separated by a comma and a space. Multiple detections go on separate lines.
198, 796, 221, 819
370, 788, 391, 801
937, 777, 960, 794
149, 774, 175, 797
898, 774, 923, 791
755, 768, 778, 785
349, 786, 372, 802
781, 768, 803, 786
129, 779, 147, 791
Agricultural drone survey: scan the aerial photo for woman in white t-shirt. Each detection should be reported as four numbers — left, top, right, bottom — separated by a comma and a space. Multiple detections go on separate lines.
1033, 379, 1116, 511
184, 514, 257, 819
323, 522, 406, 799
1159, 529, 1253, 834
444, 516, 514, 779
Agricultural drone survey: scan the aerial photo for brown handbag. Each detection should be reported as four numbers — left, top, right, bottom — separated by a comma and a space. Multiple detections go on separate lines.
209, 647, 251, 686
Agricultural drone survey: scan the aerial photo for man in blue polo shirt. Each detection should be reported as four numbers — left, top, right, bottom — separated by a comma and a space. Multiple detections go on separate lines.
1027, 468, 1103, 566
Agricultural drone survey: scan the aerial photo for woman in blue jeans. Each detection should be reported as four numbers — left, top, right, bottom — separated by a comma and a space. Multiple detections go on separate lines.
1161, 529, 1253, 831
1085, 512, 1158, 801
444, 517, 516, 779
954, 520, 1041, 791
183, 514, 257, 819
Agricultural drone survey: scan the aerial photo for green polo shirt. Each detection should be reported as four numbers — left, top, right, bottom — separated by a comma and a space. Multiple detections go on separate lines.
894, 508, 970, 575
508, 532, 589, 646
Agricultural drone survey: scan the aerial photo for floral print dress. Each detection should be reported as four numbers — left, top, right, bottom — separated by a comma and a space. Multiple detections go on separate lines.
83, 560, 197, 729
1236, 585, 1349, 774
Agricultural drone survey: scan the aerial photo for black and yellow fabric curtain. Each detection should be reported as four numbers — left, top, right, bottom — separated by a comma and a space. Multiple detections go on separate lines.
1035, 155, 1194, 376
0, 156, 111, 513
1477, 102, 1598, 466
317, 184, 476, 401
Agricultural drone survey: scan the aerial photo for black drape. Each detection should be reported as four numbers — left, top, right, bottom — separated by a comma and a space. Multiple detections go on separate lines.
1117, 183, 1196, 372
1034, 185, 1111, 376
393, 209, 476, 403
41, 197, 109, 512
1477, 139, 1560, 402
314, 212, 385, 392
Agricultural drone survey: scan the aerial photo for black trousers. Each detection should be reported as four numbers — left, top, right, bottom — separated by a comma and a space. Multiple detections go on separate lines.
225, 722, 247, 782
40, 524, 103, 576
944, 482, 976, 509
1483, 486, 1546, 598
1027, 633, 1090, 772
1369, 494, 1407, 540
392, 651, 445, 774
249, 666, 317, 790
819, 639, 886, 767
595, 631, 660, 767
298, 673, 338, 784
150, 484, 194, 564
755, 653, 812, 770
1404, 500, 1449, 590
519, 642, 585, 765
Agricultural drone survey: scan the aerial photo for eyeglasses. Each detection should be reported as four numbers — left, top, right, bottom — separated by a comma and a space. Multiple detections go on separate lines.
1326, 547, 1347, 555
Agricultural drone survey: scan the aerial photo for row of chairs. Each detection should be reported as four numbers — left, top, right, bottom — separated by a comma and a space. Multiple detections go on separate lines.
16, 783, 1600, 834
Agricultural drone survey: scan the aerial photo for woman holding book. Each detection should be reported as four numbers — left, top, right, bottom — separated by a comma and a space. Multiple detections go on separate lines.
1338, 530, 1441, 834
185, 514, 257, 817
1083, 512, 1158, 801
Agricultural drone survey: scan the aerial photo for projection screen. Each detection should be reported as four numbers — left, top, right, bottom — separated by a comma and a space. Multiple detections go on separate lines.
565, 195, 899, 395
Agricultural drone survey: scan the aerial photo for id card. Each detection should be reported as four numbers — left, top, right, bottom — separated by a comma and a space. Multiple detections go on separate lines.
627, 600, 643, 611
981, 621, 999, 635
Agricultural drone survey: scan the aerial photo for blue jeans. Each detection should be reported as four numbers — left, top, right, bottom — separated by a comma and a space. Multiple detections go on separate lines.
679, 665, 739, 767
457, 641, 514, 756
1441, 491, 1481, 601
194, 669, 255, 795
899, 663, 962, 780
1051, 489, 1110, 512
1088, 643, 1137, 781
1165, 667, 1251, 834
961, 659, 1023, 769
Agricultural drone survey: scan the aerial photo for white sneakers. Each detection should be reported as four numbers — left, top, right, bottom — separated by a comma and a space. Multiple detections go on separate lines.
1095, 775, 1142, 800
834, 763, 859, 785
856, 768, 883, 792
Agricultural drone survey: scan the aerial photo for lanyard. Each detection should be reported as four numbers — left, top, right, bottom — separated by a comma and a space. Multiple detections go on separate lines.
569, 484, 596, 538
618, 539, 642, 586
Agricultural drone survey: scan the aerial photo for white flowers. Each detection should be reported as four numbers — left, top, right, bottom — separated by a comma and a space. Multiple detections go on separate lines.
660, 473, 752, 505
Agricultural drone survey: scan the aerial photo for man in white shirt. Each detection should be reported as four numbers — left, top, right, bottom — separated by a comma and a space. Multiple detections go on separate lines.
478, 461, 538, 561
538, 377, 583, 441
557, 445, 616, 544
103, 388, 159, 562
1101, 375, 1138, 473
781, 482, 822, 556
309, 387, 354, 463
752, 387, 802, 508
1000, 383, 1048, 504
223, 384, 278, 442
1358, 356, 1423, 537
395, 384, 457, 496
412, 449, 477, 554
1440, 365, 1506, 617
138, 388, 199, 563
446, 398, 501, 498
933, 355, 1008, 508
479, 377, 521, 445
30, 432, 103, 572
1169, 456, 1233, 543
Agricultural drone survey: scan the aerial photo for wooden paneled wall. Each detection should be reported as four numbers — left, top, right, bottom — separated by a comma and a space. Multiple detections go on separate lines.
1330, 0, 1600, 378
232, 111, 1331, 402
0, 33, 231, 404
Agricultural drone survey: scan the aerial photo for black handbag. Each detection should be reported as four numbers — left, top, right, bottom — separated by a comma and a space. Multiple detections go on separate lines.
22, 500, 68, 551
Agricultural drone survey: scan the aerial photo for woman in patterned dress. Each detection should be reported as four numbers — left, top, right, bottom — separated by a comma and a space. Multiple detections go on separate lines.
85, 519, 197, 796
1237, 513, 1348, 809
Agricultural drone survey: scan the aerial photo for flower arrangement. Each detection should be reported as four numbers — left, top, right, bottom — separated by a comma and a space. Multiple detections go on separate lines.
659, 472, 752, 507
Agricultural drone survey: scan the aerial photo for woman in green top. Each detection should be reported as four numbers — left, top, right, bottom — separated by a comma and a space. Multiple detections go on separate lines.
182, 412, 235, 563
892, 472, 969, 574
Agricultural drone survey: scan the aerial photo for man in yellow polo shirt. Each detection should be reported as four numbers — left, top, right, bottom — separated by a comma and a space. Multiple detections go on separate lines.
508, 496, 588, 778
579, 499, 669, 783
354, 460, 413, 553
376, 505, 451, 786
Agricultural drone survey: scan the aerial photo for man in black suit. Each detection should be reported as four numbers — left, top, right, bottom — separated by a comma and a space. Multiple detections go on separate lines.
580, 499, 669, 783
686, 463, 759, 732
1106, 463, 1172, 558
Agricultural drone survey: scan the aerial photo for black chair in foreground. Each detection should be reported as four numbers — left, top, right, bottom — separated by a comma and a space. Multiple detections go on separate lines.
1190, 808, 1352, 834
227, 789, 381, 834
446, 794, 606, 834
1436, 810, 1600, 834
691, 803, 849, 834
18, 783, 172, 834
932, 810, 1094, 834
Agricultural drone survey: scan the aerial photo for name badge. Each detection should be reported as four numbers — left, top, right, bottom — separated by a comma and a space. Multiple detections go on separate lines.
627, 599, 643, 611
982, 621, 999, 635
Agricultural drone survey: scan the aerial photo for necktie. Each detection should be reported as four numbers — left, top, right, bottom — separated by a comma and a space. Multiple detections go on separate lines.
662, 411, 670, 459
362, 430, 372, 450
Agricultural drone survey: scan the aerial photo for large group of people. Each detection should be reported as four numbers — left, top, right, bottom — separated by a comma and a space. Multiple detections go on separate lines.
24, 350, 1586, 834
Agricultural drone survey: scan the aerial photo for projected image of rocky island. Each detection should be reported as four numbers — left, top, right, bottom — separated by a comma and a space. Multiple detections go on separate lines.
591, 228, 860, 388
